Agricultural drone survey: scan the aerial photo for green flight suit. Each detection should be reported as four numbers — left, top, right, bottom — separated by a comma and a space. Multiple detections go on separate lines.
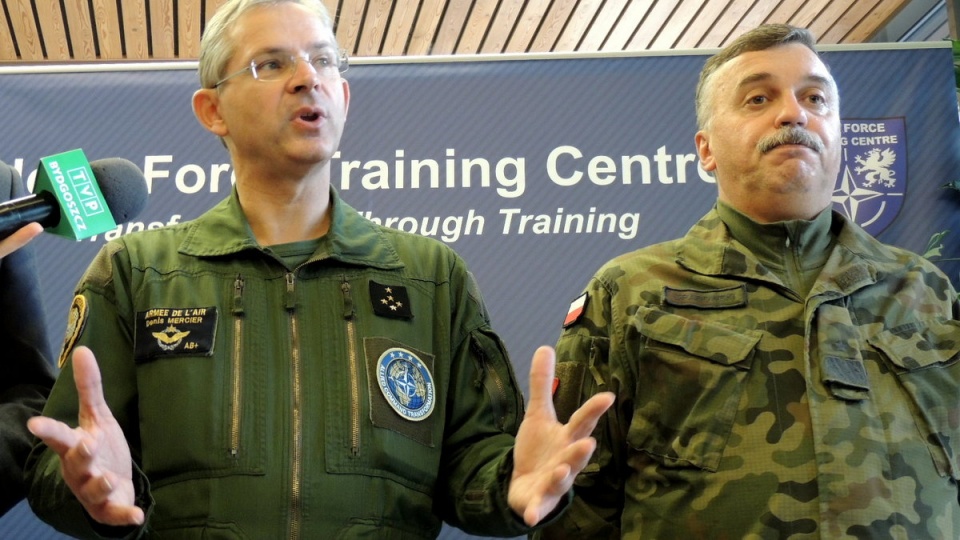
27, 188, 532, 539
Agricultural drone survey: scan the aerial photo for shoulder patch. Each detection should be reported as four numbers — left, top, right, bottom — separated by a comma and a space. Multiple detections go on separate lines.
376, 347, 435, 421
59, 295, 88, 368
563, 293, 588, 328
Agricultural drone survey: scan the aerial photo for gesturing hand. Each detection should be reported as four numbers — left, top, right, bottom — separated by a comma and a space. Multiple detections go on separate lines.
28, 346, 144, 526
0, 222, 42, 258
508, 346, 615, 526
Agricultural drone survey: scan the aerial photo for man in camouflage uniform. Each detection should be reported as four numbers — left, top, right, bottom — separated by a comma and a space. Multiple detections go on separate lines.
536, 24, 960, 539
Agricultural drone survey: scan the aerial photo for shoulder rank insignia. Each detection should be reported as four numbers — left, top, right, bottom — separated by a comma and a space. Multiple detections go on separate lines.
370, 280, 413, 319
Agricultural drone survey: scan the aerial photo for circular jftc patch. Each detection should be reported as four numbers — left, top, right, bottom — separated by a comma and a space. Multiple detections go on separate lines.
377, 348, 435, 421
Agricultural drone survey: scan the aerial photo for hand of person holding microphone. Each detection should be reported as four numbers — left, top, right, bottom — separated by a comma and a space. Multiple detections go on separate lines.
0, 221, 43, 259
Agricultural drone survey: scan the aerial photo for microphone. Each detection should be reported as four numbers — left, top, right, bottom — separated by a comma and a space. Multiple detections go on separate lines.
0, 149, 148, 240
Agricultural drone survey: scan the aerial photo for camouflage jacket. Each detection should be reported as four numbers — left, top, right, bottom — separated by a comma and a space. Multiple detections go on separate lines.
536, 205, 960, 539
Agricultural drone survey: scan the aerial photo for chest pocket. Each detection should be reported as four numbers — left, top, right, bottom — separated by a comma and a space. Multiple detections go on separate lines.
868, 319, 960, 480
627, 307, 760, 471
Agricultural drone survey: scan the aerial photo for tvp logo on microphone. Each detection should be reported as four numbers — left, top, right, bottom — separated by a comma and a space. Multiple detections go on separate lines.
34, 149, 117, 239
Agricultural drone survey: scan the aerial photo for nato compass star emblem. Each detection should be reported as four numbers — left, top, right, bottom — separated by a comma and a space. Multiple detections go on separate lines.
832, 118, 906, 236
376, 348, 435, 421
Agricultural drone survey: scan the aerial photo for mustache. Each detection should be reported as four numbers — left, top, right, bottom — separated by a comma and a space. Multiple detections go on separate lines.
757, 127, 824, 154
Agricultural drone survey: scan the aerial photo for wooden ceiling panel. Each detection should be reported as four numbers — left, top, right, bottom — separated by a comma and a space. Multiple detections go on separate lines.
0, 0, 931, 64
355, 0, 392, 55
481, 0, 525, 54
34, 1, 69, 60
554, 0, 605, 52
62, 0, 96, 60
503, 0, 552, 53
456, 0, 497, 54
6, 0, 43, 60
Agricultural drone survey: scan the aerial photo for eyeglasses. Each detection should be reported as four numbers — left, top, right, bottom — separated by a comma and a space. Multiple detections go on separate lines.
215, 49, 349, 88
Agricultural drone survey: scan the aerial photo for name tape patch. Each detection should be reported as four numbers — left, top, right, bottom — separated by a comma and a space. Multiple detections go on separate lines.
134, 306, 218, 362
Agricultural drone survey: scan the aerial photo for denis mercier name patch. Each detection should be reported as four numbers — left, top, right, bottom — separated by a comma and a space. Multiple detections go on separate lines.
134, 306, 218, 361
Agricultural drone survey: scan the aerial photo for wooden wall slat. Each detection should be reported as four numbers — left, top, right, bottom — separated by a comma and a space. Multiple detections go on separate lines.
787, 0, 834, 29
651, 0, 706, 49
629, 0, 681, 50
8, 0, 43, 60
457, 0, 497, 53
382, 0, 419, 55
528, 0, 579, 52
431, 0, 471, 55
818, 0, 879, 42
63, 0, 96, 60
554, 0, 605, 52
766, 0, 809, 30
0, 4, 18, 60
482, 0, 525, 53
356, 0, 392, 55
335, 0, 366, 54
91, 0, 123, 59
34, 1, 69, 60
178, 0, 202, 58
844, 0, 911, 42
697, 0, 755, 47
150, 0, 175, 59
677, 0, 733, 48
578, 0, 628, 51
405, 0, 445, 55
726, 0, 782, 45
504, 0, 553, 53
120, 0, 149, 59
602, 0, 653, 51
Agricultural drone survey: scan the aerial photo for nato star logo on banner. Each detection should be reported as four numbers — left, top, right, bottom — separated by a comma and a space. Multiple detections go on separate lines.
833, 118, 906, 236
370, 281, 413, 319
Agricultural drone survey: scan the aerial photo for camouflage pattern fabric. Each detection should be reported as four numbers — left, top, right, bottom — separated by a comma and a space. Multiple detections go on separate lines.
535, 206, 960, 539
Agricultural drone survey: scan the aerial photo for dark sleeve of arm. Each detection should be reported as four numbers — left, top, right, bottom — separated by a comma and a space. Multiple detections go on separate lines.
0, 161, 55, 516
431, 259, 535, 536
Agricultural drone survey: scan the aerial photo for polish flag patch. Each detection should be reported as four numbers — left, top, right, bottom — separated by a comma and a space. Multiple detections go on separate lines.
562, 293, 588, 328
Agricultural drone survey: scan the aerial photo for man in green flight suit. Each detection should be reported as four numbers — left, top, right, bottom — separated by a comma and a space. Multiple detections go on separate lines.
23, 1, 614, 538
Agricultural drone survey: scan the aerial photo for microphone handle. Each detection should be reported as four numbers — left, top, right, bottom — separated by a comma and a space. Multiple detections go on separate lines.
0, 193, 59, 238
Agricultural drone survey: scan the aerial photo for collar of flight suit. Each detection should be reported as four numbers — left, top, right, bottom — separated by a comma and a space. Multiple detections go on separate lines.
176, 186, 404, 271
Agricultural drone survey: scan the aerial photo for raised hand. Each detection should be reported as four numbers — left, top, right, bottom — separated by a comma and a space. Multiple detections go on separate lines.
27, 346, 144, 526
508, 346, 615, 526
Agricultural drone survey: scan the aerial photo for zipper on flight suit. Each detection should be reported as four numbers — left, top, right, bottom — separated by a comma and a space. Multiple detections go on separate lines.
229, 274, 245, 457
286, 272, 304, 540
341, 278, 361, 456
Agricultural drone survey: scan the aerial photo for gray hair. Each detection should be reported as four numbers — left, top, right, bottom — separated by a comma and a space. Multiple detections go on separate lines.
197, 0, 335, 89
695, 24, 824, 130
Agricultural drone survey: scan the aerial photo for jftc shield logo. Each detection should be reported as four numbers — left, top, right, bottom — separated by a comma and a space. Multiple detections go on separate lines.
833, 118, 906, 236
